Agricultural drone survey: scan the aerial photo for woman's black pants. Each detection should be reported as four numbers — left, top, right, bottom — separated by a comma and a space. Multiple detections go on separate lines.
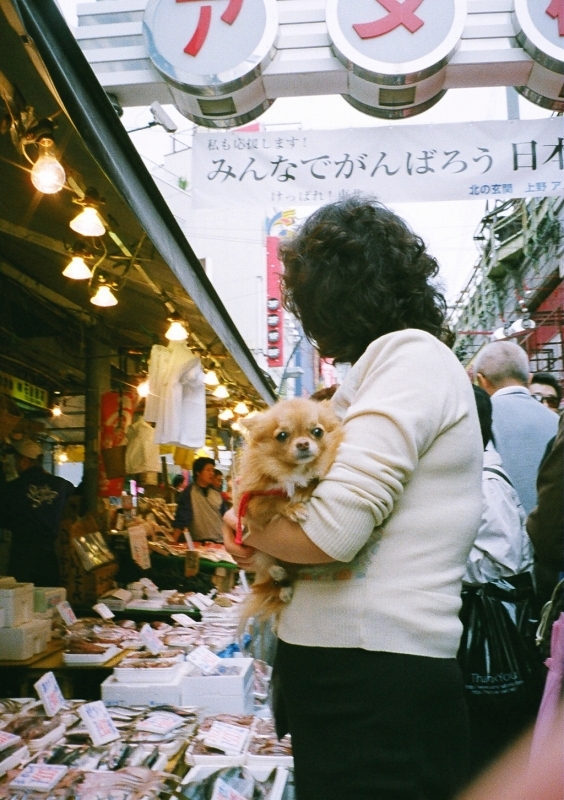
274, 640, 470, 800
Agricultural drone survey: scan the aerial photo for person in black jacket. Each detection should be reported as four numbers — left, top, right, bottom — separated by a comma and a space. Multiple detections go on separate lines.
0, 439, 74, 586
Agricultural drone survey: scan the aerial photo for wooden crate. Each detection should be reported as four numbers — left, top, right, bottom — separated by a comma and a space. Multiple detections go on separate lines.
58, 516, 118, 605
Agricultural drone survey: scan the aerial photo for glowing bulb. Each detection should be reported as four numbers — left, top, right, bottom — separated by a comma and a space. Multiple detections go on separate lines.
137, 379, 150, 398
58, 451, 68, 463
234, 401, 249, 416
30, 139, 65, 194
204, 369, 219, 386
91, 284, 118, 307
218, 408, 234, 420
231, 421, 241, 432
70, 206, 105, 237
52, 405, 62, 417
213, 384, 229, 399
63, 256, 93, 280
165, 320, 188, 341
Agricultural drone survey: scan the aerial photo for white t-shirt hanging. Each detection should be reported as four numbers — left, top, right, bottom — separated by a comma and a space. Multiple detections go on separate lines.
144, 345, 169, 423
153, 342, 205, 448
125, 417, 162, 473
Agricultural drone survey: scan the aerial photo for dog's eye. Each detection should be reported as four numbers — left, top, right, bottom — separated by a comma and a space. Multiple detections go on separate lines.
276, 431, 289, 442
311, 427, 324, 439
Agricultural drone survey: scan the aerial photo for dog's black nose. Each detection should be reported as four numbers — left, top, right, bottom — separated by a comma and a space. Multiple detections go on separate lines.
296, 440, 310, 451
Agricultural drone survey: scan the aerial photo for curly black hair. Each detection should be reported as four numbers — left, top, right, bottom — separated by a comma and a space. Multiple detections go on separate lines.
279, 196, 451, 364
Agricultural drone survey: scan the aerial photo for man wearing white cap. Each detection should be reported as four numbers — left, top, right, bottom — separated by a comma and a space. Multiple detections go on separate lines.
0, 439, 74, 586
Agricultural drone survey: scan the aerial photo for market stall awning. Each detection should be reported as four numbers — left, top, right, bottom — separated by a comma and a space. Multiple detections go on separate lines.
0, 0, 276, 413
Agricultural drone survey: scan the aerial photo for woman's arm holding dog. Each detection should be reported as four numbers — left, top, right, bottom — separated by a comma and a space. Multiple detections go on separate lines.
222, 508, 336, 566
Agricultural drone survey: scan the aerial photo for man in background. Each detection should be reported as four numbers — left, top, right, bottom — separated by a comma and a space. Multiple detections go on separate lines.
0, 439, 74, 586
529, 372, 561, 414
172, 457, 227, 543
475, 341, 558, 515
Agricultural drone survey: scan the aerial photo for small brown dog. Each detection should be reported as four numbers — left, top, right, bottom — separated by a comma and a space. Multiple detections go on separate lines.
234, 397, 343, 626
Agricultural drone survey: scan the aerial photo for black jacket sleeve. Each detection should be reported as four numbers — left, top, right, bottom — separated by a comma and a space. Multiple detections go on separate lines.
173, 485, 193, 530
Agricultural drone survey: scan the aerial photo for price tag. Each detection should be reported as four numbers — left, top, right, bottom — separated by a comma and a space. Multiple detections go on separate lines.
196, 593, 215, 608
10, 764, 68, 792
188, 595, 209, 612
136, 712, 185, 734
0, 731, 21, 753
109, 588, 133, 603
129, 525, 151, 571
139, 578, 158, 590
187, 645, 221, 675
78, 701, 120, 746
140, 623, 164, 655
92, 603, 115, 620
56, 601, 77, 627
171, 614, 197, 628
203, 721, 249, 756
211, 778, 248, 800
34, 671, 65, 718
184, 550, 200, 577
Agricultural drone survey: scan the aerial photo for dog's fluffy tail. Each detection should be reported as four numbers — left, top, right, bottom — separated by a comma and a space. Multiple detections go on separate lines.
237, 576, 287, 635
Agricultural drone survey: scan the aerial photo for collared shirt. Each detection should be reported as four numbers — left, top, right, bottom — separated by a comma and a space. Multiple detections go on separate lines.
490, 385, 558, 515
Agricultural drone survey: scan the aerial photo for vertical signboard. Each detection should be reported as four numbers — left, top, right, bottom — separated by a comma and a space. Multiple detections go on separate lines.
265, 236, 284, 368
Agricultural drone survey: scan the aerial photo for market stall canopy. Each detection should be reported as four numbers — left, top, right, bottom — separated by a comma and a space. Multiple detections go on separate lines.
0, 0, 276, 438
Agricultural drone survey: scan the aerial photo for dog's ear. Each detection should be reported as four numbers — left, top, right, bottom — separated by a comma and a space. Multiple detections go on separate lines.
238, 410, 262, 436
317, 400, 341, 431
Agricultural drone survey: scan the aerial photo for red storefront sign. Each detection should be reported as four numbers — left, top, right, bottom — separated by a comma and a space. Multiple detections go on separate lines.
266, 236, 284, 368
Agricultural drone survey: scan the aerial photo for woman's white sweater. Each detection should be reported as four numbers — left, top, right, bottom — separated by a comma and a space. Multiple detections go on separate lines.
278, 329, 483, 659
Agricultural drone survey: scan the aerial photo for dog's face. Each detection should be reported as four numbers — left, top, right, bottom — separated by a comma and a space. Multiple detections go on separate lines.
240, 397, 342, 485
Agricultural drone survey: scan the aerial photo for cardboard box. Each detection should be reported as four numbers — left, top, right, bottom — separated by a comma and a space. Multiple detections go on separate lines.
181, 658, 254, 716
0, 618, 51, 660
0, 582, 34, 627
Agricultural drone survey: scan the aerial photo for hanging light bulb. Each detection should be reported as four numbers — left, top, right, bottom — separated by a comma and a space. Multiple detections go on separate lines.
234, 401, 249, 416
213, 384, 229, 399
51, 404, 62, 417
58, 450, 68, 463
70, 205, 105, 237
30, 137, 66, 194
91, 283, 118, 307
204, 369, 220, 386
231, 421, 241, 432
137, 379, 150, 398
165, 320, 187, 341
218, 408, 234, 421
63, 255, 93, 280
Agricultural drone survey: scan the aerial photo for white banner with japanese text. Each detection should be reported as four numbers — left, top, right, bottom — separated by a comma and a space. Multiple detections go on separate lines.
192, 118, 564, 208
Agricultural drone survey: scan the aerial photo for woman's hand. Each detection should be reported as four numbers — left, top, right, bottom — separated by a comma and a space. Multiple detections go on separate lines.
222, 507, 258, 571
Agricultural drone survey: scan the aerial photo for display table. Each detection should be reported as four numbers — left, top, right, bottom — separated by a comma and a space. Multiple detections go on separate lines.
0, 643, 133, 700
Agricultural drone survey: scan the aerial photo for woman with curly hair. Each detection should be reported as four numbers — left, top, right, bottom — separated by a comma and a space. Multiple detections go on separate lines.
223, 197, 483, 800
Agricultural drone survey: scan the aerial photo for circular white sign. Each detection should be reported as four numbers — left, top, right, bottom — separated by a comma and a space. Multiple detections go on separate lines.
513, 0, 564, 73
326, 0, 467, 82
143, 0, 278, 93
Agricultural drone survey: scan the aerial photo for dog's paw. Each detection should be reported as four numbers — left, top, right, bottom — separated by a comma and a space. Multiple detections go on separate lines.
287, 502, 308, 522
269, 564, 288, 583
279, 586, 294, 604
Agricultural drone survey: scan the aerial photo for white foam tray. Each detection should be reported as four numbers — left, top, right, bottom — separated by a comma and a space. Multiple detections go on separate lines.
63, 645, 121, 665
113, 662, 183, 683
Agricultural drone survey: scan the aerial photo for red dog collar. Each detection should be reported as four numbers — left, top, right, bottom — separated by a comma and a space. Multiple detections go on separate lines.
235, 489, 288, 544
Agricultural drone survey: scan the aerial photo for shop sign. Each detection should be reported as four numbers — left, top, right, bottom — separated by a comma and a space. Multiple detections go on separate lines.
143, 0, 278, 92
193, 117, 564, 207
513, 0, 564, 72
326, 0, 467, 80
0, 370, 48, 409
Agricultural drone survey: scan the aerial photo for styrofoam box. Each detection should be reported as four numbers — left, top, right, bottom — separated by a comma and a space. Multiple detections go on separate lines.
0, 618, 51, 660
0, 582, 34, 627
101, 666, 189, 706
34, 587, 66, 614
63, 645, 121, 665
113, 661, 184, 684
182, 764, 288, 800
181, 658, 254, 717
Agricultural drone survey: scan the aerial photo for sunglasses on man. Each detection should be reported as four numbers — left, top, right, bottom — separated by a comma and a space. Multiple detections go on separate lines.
531, 393, 559, 409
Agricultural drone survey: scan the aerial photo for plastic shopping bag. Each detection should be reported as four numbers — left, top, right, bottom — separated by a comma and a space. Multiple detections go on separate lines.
458, 580, 544, 713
